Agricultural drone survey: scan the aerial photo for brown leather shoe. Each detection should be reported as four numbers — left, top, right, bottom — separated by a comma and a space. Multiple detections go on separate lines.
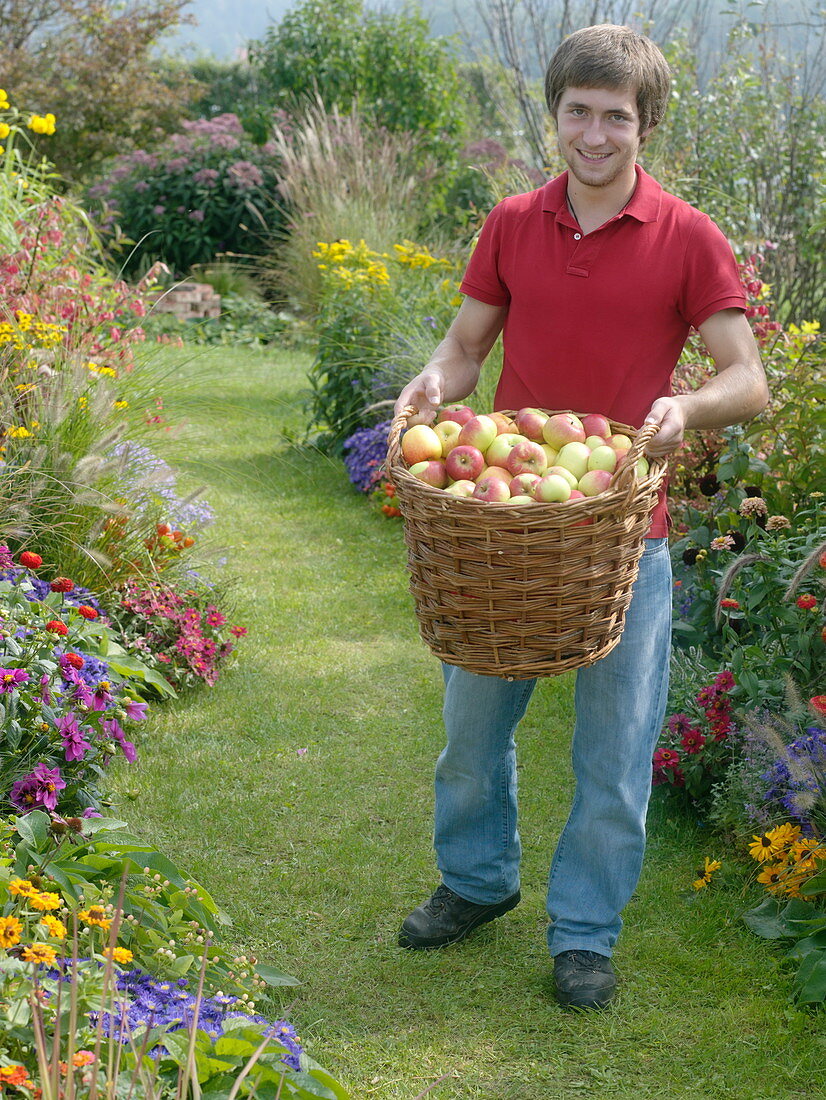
398, 884, 520, 949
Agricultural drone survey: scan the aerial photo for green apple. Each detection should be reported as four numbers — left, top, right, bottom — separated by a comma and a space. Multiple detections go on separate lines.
556, 442, 591, 481
535, 473, 572, 502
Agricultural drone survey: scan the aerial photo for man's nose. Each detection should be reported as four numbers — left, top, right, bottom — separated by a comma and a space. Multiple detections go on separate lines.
583, 118, 607, 146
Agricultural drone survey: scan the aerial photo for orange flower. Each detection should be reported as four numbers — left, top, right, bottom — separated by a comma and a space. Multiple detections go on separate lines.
0, 915, 23, 948
78, 905, 111, 931
20, 943, 58, 965
0, 1065, 34, 1089
9, 878, 38, 898
28, 891, 61, 911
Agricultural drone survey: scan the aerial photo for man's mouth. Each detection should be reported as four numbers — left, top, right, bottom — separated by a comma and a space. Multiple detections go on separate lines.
578, 150, 612, 162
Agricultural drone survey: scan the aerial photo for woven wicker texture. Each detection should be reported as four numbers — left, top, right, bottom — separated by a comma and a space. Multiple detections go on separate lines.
387, 409, 668, 679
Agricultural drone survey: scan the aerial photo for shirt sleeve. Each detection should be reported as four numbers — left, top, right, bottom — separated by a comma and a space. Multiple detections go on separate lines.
459, 203, 511, 307
678, 214, 747, 329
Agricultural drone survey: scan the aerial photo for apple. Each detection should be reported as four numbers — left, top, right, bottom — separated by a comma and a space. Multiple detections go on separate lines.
485, 432, 525, 467
445, 479, 477, 497
587, 445, 618, 473
480, 465, 512, 483
473, 476, 511, 502
514, 407, 549, 442
555, 441, 592, 481
615, 452, 649, 477
402, 423, 443, 465
543, 412, 586, 450
542, 444, 558, 467
434, 420, 462, 455
585, 434, 609, 451
489, 411, 517, 434
458, 414, 498, 453
546, 464, 578, 488
509, 473, 541, 497
445, 444, 485, 482
609, 433, 633, 453
437, 404, 475, 426
509, 494, 536, 505
566, 488, 593, 525
506, 439, 548, 477
567, 489, 586, 500
535, 473, 572, 502
408, 459, 449, 488
581, 412, 612, 439
578, 468, 614, 496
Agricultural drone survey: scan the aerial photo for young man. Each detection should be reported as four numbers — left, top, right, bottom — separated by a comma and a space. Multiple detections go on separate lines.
393, 24, 768, 1010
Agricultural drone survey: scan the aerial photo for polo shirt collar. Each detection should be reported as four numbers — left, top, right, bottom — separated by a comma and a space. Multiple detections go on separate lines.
541, 163, 662, 224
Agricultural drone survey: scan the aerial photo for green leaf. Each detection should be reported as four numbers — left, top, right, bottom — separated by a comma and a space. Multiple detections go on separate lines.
794, 951, 826, 1005
742, 897, 788, 939
254, 962, 301, 988
14, 810, 51, 849
801, 868, 826, 896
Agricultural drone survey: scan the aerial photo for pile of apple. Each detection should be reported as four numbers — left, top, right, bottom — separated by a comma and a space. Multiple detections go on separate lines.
400, 405, 649, 504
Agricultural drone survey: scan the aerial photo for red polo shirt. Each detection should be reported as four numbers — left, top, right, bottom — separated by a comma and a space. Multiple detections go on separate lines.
459, 164, 747, 535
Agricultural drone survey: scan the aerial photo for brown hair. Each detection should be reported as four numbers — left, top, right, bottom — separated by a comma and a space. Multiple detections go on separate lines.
545, 24, 671, 136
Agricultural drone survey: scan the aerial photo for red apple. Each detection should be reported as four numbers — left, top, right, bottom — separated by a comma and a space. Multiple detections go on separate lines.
581, 413, 611, 439
437, 404, 475, 426
402, 424, 443, 465
543, 412, 586, 450
514, 407, 549, 442
473, 476, 511, 502
509, 473, 541, 497
408, 459, 448, 488
489, 411, 517, 434
535, 473, 572, 502
506, 439, 548, 477
609, 433, 633, 453
445, 444, 485, 482
578, 468, 614, 496
480, 465, 512, 483
458, 414, 498, 453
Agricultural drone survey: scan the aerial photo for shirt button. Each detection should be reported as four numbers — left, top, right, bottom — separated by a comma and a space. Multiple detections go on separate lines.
573, 232, 581, 240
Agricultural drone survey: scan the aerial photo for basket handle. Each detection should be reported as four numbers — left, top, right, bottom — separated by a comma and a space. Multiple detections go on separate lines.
386, 404, 418, 473
609, 421, 660, 504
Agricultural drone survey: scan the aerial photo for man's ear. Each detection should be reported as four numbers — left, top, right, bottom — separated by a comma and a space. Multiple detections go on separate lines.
638, 123, 656, 147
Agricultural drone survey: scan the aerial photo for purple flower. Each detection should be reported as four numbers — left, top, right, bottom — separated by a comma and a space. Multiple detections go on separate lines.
102, 717, 137, 763
193, 168, 219, 187
153, 205, 166, 216
0, 667, 29, 693
227, 160, 263, 191
10, 764, 66, 811
124, 699, 148, 721
56, 713, 93, 762
188, 209, 205, 222
0, 545, 13, 568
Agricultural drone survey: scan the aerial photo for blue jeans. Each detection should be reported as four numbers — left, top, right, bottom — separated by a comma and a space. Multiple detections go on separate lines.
433, 538, 672, 958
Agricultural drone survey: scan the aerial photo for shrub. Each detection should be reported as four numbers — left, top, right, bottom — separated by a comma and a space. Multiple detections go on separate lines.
304, 237, 462, 452
91, 114, 286, 276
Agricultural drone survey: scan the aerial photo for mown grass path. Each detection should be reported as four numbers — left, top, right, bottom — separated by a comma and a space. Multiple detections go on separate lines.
114, 345, 824, 1099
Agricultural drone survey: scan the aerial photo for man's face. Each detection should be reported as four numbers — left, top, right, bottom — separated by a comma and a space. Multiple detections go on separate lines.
555, 85, 652, 190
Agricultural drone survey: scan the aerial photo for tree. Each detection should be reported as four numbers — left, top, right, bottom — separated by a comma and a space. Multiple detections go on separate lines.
2, 0, 197, 184
248, 0, 466, 160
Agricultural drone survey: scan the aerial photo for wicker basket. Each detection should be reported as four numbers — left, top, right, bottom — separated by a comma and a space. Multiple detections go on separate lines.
386, 408, 668, 679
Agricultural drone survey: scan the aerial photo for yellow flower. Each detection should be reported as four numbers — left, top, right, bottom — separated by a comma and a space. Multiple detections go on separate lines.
0, 915, 23, 948
756, 864, 786, 893
28, 112, 56, 136
114, 400, 129, 410
6, 425, 32, 439
9, 877, 38, 898
78, 905, 111, 931
692, 876, 710, 890
0, 123, 9, 139
104, 946, 134, 964
29, 890, 61, 911
21, 942, 58, 965
748, 833, 784, 862
40, 915, 67, 939
765, 823, 801, 852
0, 90, 10, 110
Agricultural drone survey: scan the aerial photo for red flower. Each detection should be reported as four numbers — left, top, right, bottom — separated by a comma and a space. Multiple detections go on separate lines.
50, 577, 75, 593
64, 652, 84, 669
229, 625, 248, 638
811, 696, 826, 716
77, 605, 99, 620
19, 551, 43, 569
719, 598, 740, 610
45, 620, 68, 635
796, 594, 817, 610
681, 730, 707, 754
819, 550, 826, 569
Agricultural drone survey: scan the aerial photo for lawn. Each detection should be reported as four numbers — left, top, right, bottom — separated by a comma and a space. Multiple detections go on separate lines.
111, 343, 825, 1099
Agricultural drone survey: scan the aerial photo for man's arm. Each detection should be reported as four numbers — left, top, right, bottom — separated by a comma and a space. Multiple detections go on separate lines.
644, 309, 769, 457
394, 297, 508, 426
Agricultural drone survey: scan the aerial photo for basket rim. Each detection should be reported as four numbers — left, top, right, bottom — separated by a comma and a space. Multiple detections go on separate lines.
386, 407, 667, 517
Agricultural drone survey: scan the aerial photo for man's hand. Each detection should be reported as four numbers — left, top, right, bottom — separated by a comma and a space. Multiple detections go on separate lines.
394, 369, 445, 426
643, 396, 688, 456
